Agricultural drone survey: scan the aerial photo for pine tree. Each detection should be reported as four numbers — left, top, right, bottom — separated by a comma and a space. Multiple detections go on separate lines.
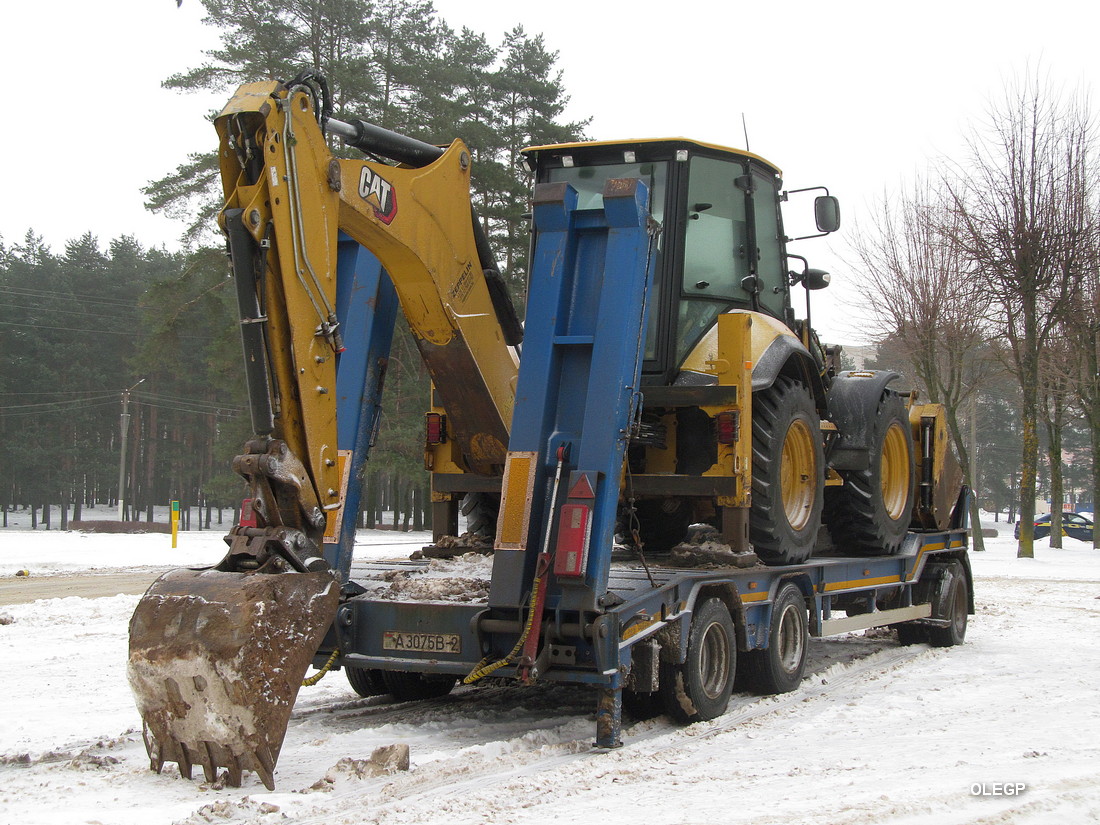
135, 2, 590, 528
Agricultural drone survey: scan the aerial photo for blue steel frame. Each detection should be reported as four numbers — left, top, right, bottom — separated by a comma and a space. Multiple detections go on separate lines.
324, 234, 399, 580
494, 178, 657, 614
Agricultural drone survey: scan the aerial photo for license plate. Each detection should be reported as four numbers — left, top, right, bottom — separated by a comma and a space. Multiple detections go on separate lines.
382, 631, 461, 655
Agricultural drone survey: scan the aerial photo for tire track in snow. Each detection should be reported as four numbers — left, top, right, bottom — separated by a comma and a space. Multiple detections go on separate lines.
216, 644, 931, 825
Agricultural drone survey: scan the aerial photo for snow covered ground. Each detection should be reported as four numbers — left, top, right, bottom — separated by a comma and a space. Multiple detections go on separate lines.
1, 520, 1097, 824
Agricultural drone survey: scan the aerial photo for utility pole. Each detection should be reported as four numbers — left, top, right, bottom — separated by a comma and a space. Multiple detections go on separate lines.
117, 378, 146, 521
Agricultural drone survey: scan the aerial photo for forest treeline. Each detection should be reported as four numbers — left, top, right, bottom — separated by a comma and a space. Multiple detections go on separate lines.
2, 2, 1095, 554
0, 0, 583, 528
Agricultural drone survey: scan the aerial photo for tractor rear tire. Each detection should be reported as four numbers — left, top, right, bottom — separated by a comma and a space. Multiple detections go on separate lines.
751, 376, 824, 565
659, 598, 736, 724
825, 391, 914, 555
460, 492, 500, 541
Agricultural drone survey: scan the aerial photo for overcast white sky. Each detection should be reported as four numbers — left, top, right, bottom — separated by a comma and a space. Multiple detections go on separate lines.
3, 0, 1097, 343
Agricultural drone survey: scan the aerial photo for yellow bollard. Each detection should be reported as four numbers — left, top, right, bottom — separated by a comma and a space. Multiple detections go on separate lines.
170, 500, 180, 548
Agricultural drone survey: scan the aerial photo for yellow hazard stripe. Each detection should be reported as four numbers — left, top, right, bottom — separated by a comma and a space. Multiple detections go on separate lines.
621, 617, 662, 642
818, 534, 967, 593
822, 574, 902, 593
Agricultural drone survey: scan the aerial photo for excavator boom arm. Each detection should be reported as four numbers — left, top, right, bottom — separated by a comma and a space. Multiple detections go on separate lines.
129, 77, 521, 790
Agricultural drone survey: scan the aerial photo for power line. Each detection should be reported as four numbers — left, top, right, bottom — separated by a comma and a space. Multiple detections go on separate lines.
0, 390, 120, 396
0, 300, 137, 324
0, 284, 143, 310
133, 400, 241, 417
0, 319, 141, 337
0, 319, 211, 341
0, 394, 116, 411
0, 399, 119, 418
134, 391, 245, 412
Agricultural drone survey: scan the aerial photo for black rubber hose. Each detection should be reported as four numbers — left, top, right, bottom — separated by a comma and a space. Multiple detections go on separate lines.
225, 209, 275, 436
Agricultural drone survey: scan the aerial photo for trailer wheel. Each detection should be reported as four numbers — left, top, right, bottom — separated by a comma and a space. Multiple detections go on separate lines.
894, 560, 968, 647
622, 689, 664, 721
345, 665, 387, 697
825, 392, 914, 555
751, 376, 824, 565
895, 623, 928, 645
926, 561, 968, 647
659, 598, 736, 723
381, 670, 458, 701
742, 583, 808, 694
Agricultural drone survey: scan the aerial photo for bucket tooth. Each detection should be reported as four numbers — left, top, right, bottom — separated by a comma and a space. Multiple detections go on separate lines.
200, 743, 217, 783
178, 744, 193, 781
143, 723, 164, 773
253, 743, 277, 791
128, 568, 340, 789
226, 755, 243, 788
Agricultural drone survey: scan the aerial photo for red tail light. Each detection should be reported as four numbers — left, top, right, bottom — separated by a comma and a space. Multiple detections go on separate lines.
715, 410, 739, 444
425, 413, 447, 445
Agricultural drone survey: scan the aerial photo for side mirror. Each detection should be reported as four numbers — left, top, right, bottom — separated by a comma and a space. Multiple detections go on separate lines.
814, 196, 841, 233
804, 268, 831, 290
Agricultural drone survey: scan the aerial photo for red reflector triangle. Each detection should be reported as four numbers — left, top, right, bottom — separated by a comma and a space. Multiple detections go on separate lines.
568, 473, 596, 499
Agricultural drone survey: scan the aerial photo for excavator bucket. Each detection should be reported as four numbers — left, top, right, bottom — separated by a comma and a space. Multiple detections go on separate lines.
127, 568, 340, 790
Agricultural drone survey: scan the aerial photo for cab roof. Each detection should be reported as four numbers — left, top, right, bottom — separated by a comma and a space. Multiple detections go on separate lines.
522, 137, 782, 176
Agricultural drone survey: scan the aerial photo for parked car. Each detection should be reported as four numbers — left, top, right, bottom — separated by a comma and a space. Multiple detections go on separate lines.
1014, 512, 1095, 541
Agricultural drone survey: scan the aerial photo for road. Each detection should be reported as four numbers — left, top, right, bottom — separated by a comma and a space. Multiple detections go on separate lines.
0, 533, 431, 607
0, 569, 172, 606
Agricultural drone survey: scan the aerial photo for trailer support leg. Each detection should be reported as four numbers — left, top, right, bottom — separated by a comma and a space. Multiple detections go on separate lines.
721, 506, 750, 553
431, 497, 457, 542
595, 687, 623, 749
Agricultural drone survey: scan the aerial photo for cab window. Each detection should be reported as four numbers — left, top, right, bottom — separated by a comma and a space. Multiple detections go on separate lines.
752, 168, 786, 319
682, 156, 749, 300
675, 156, 751, 365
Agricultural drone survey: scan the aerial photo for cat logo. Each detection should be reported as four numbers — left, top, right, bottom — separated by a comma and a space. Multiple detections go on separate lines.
358, 166, 398, 224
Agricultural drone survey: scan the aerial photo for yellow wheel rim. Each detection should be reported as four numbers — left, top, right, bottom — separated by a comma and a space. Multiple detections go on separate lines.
780, 418, 816, 531
880, 421, 910, 520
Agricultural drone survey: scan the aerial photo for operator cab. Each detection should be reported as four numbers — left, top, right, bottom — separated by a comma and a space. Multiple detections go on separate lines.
521, 139, 837, 385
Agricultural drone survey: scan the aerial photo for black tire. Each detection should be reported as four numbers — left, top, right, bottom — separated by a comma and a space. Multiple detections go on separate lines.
926, 561, 968, 647
659, 598, 736, 724
895, 623, 928, 645
741, 583, 808, 694
894, 560, 968, 646
381, 670, 458, 701
825, 391, 915, 555
460, 492, 500, 541
345, 666, 387, 697
633, 498, 693, 552
622, 689, 665, 721
751, 376, 824, 565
